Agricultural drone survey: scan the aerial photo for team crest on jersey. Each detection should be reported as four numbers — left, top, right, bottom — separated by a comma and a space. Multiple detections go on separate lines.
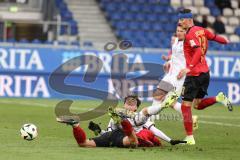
189, 40, 196, 47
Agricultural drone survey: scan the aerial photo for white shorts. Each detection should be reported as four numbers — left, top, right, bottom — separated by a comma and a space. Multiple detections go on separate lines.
161, 73, 185, 95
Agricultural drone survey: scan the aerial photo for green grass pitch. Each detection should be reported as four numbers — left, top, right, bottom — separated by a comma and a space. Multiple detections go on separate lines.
0, 98, 240, 160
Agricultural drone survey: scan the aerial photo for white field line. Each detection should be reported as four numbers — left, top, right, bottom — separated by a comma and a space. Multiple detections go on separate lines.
198, 115, 240, 120
0, 100, 95, 111
199, 120, 240, 128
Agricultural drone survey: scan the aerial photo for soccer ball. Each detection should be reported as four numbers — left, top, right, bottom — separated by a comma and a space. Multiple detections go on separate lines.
20, 123, 38, 141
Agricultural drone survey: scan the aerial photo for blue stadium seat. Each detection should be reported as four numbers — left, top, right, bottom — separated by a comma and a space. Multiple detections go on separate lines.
158, 15, 168, 22
135, 13, 146, 21
61, 11, 73, 21
153, 5, 165, 14
119, 3, 129, 12
135, 31, 145, 38
142, 5, 152, 13
129, 21, 140, 30
229, 43, 240, 51
110, 20, 118, 28
117, 30, 133, 39
152, 23, 163, 31
160, 0, 170, 5
71, 41, 80, 46
19, 38, 29, 43
141, 22, 152, 31
204, 0, 215, 7
211, 7, 221, 17
58, 41, 67, 45
129, 4, 142, 12
83, 41, 93, 47
44, 40, 54, 44
116, 21, 128, 30
58, 2, 68, 11
235, 27, 240, 36
69, 20, 78, 35
170, 15, 179, 23
136, 0, 147, 4
123, 13, 135, 21
165, 23, 176, 32
32, 39, 42, 44
60, 26, 67, 35
125, 0, 135, 3
147, 14, 158, 22
105, 3, 118, 12
111, 12, 122, 21
166, 6, 175, 14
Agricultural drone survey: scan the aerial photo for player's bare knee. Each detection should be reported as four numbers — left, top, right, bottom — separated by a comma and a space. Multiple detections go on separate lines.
182, 100, 192, 106
153, 88, 167, 101
193, 99, 202, 109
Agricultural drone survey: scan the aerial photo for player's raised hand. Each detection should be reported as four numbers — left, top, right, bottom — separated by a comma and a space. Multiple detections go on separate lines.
177, 68, 190, 79
162, 55, 170, 61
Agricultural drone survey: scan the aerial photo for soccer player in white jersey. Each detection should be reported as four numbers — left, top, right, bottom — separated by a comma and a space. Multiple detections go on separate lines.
128, 25, 199, 133
137, 24, 187, 121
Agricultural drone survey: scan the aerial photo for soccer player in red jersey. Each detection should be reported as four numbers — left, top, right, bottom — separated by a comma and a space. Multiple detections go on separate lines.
177, 9, 233, 145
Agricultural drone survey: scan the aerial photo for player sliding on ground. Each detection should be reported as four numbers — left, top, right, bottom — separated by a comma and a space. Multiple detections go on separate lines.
56, 95, 186, 148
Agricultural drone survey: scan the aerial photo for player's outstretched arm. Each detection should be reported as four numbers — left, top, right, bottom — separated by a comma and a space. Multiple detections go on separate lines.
205, 29, 229, 44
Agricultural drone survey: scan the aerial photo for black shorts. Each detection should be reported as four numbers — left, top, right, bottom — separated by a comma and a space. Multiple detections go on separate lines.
91, 129, 125, 147
181, 72, 210, 101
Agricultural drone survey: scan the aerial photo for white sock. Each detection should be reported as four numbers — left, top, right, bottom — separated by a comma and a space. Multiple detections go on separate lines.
147, 104, 163, 115
152, 99, 161, 106
187, 135, 194, 138
149, 126, 171, 142
173, 102, 182, 114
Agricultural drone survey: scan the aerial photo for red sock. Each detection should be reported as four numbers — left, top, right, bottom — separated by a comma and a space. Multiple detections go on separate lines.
195, 97, 217, 110
181, 104, 193, 136
121, 119, 133, 136
73, 126, 86, 144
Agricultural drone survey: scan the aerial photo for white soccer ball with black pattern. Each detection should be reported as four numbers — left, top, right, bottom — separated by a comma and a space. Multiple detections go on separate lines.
20, 123, 38, 140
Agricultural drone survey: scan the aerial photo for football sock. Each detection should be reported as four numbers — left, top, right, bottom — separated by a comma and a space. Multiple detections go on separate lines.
147, 104, 162, 115
149, 126, 171, 142
73, 125, 86, 144
181, 104, 193, 136
195, 97, 217, 110
152, 99, 161, 106
173, 101, 182, 114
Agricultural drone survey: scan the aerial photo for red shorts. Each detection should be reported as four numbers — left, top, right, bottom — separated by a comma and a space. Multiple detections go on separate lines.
136, 129, 161, 147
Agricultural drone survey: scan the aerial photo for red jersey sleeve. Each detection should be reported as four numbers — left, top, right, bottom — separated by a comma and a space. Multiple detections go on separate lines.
204, 29, 228, 44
